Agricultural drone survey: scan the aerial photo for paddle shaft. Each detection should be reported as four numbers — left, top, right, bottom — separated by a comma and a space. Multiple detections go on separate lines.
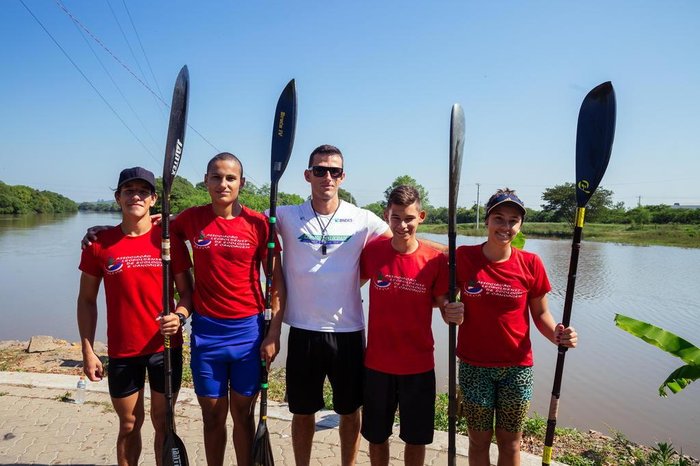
542, 209, 584, 465
162, 192, 175, 430
260, 181, 280, 422
447, 231, 457, 466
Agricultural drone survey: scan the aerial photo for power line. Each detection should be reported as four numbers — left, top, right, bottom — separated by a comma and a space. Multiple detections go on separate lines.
71, 12, 161, 152
120, 0, 164, 102
105, 0, 164, 119
53, 0, 220, 153
19, 0, 157, 162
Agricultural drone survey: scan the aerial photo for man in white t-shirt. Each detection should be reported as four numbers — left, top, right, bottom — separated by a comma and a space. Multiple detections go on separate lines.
275, 144, 391, 466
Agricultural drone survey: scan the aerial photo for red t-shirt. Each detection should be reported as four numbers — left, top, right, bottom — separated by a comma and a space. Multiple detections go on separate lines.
79, 224, 191, 358
455, 244, 551, 367
172, 204, 273, 320
360, 237, 448, 375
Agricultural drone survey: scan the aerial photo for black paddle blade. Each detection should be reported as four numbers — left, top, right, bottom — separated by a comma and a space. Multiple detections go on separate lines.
271, 79, 297, 184
163, 431, 189, 466
252, 421, 274, 466
163, 65, 190, 193
575, 81, 615, 207
449, 103, 465, 226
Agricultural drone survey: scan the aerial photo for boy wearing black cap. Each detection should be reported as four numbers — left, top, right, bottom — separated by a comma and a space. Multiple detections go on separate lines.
77, 167, 193, 466
455, 188, 577, 466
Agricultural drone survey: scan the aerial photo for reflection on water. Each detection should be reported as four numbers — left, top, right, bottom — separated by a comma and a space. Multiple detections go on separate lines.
0, 212, 122, 344
1, 219, 699, 456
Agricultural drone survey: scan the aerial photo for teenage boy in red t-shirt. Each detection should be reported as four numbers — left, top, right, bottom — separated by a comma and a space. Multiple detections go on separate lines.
360, 185, 463, 466
78, 167, 193, 466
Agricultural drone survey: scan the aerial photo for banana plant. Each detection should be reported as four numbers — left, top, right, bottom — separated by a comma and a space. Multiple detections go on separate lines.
615, 314, 700, 397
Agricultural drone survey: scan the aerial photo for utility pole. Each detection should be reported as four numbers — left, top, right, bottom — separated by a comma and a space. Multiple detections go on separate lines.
475, 183, 481, 230
638, 195, 641, 207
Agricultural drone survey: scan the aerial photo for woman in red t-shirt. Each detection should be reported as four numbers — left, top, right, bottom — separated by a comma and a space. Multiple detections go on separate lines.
456, 188, 577, 466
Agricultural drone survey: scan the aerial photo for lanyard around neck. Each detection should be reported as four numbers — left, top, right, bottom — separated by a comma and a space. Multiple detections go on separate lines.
311, 201, 341, 255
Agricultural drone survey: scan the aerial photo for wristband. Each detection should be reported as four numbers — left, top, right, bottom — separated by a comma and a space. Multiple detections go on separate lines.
175, 312, 187, 327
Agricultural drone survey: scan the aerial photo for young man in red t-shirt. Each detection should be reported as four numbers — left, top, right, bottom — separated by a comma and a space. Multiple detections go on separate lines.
170, 152, 285, 466
78, 167, 193, 466
360, 185, 463, 466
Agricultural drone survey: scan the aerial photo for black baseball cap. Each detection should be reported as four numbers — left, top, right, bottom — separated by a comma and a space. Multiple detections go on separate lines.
485, 191, 526, 218
117, 167, 156, 192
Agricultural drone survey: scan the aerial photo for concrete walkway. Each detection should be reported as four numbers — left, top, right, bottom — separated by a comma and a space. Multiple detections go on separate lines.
0, 372, 560, 465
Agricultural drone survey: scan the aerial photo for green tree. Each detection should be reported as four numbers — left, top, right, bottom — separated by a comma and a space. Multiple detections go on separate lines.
0, 181, 77, 214
363, 202, 385, 219
382, 175, 431, 209
541, 182, 614, 225
338, 188, 357, 205
627, 206, 652, 226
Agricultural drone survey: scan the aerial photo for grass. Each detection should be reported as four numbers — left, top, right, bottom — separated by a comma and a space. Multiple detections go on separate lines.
0, 348, 24, 371
420, 222, 700, 249
54, 391, 72, 402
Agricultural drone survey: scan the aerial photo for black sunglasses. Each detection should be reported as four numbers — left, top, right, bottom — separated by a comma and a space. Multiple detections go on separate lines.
310, 166, 344, 178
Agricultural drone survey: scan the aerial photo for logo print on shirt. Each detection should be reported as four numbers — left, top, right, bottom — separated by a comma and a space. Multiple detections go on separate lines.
297, 233, 351, 245
194, 231, 212, 248
104, 257, 123, 274
373, 272, 391, 289
465, 280, 482, 295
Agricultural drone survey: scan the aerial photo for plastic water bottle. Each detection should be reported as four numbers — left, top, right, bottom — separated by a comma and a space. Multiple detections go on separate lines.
75, 376, 87, 404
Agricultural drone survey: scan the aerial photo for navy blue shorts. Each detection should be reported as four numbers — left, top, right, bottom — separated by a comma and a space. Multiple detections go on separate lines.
190, 312, 263, 398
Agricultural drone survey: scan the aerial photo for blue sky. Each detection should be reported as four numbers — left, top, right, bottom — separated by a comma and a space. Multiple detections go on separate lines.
2, 1, 699, 209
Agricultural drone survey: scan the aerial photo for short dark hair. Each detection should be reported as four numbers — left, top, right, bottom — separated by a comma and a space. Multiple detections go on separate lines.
207, 152, 244, 177
308, 144, 344, 168
387, 185, 422, 210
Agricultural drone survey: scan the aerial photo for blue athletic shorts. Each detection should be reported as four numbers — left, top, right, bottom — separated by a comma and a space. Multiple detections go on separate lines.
190, 312, 263, 398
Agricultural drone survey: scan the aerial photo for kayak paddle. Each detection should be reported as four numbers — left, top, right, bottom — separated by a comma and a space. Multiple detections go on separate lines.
542, 81, 616, 466
161, 65, 190, 466
252, 79, 297, 466
448, 103, 465, 466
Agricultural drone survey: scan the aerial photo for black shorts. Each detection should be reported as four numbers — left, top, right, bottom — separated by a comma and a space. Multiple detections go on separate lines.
107, 348, 183, 398
285, 327, 364, 415
361, 368, 436, 445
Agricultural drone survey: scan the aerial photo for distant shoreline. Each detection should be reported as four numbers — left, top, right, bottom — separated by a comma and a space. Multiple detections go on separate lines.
421, 222, 700, 249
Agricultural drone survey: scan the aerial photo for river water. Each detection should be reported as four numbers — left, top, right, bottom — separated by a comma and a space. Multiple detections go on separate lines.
1, 212, 698, 455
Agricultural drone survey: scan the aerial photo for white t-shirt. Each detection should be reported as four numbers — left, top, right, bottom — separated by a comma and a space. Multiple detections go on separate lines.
274, 200, 388, 332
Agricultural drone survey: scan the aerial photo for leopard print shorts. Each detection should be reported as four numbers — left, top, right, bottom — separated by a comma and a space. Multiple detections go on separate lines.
458, 362, 533, 432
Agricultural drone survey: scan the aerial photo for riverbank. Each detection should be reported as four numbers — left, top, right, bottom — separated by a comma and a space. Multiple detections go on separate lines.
421, 222, 700, 249
1, 337, 697, 466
